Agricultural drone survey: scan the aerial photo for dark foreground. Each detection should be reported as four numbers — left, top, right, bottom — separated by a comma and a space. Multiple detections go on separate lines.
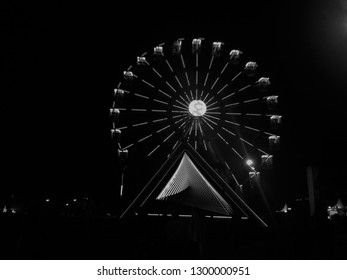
1, 212, 347, 260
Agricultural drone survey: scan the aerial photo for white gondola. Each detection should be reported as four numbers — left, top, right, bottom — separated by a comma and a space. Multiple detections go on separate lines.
111, 129, 121, 142
172, 39, 183, 55
270, 115, 282, 129
109, 108, 120, 119
257, 77, 271, 91
114, 88, 125, 99
153, 46, 164, 56
261, 154, 273, 168
137, 56, 147, 65
212, 42, 223, 57
266, 95, 278, 110
244, 61, 258, 76
192, 38, 203, 54
229, 49, 242, 64
268, 135, 280, 150
123, 71, 134, 80
117, 149, 128, 161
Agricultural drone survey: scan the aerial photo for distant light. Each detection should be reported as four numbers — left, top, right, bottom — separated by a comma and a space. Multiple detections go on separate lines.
65, 203, 69, 207
246, 159, 254, 166
45, 199, 50, 202
73, 199, 77, 202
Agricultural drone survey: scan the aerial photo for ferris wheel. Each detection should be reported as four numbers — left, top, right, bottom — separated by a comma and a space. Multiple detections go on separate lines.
110, 37, 281, 198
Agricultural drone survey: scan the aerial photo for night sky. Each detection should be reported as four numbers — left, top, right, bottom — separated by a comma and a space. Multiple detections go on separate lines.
3, 1, 347, 208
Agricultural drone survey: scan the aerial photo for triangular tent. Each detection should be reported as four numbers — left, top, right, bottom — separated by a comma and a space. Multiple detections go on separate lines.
120, 141, 268, 227
335, 199, 344, 209
157, 153, 232, 215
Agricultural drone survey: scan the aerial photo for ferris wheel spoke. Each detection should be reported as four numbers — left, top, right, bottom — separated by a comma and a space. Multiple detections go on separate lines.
180, 54, 186, 69
207, 100, 218, 108
178, 94, 190, 106
202, 115, 218, 126
174, 75, 184, 89
221, 91, 236, 101
152, 117, 169, 123
203, 72, 210, 87
226, 112, 242, 116
175, 99, 188, 108
156, 124, 171, 134
204, 113, 220, 121
148, 144, 161, 157
220, 61, 230, 75
245, 113, 262, 117
210, 77, 220, 90
172, 110, 189, 114
173, 104, 187, 111
140, 78, 156, 89
153, 98, 169, 105
189, 90, 194, 100
133, 92, 150, 100
239, 137, 254, 147
216, 83, 229, 95
257, 148, 269, 155
198, 89, 204, 100
201, 117, 215, 130
132, 121, 149, 127
183, 91, 192, 103
231, 71, 242, 82
151, 109, 168, 113
225, 102, 240, 107
225, 119, 241, 127
185, 72, 191, 87
163, 131, 176, 143
208, 56, 214, 70
231, 147, 244, 160
151, 67, 163, 79
221, 126, 236, 137
244, 125, 261, 133
243, 97, 261, 104
157, 89, 171, 99
205, 95, 215, 106
206, 106, 220, 111
217, 133, 229, 145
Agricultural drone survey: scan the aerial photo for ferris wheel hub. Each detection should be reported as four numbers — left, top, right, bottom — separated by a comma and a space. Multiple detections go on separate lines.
189, 100, 207, 117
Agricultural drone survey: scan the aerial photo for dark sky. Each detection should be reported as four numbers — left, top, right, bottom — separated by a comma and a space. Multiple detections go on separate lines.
3, 1, 347, 204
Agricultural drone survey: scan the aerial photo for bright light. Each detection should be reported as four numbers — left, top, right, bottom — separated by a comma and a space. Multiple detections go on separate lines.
246, 159, 254, 166
45, 199, 50, 202
189, 100, 207, 117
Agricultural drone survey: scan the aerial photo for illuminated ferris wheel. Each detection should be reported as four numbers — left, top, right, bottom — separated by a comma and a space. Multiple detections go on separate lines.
110, 37, 281, 197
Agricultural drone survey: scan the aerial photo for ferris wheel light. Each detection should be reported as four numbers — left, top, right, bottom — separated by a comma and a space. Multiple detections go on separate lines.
246, 159, 254, 166
189, 100, 207, 117
137, 56, 147, 65
212, 42, 224, 57
257, 77, 271, 91
172, 39, 183, 55
245, 61, 258, 76
266, 95, 278, 110
154, 46, 164, 56
270, 115, 282, 129
110, 108, 120, 120
229, 49, 243, 64
192, 38, 203, 54
269, 135, 280, 150
123, 71, 134, 80
261, 154, 273, 169
114, 89, 125, 99
111, 129, 121, 142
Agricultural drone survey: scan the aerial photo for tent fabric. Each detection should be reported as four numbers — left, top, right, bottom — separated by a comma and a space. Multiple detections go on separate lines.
156, 153, 232, 215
